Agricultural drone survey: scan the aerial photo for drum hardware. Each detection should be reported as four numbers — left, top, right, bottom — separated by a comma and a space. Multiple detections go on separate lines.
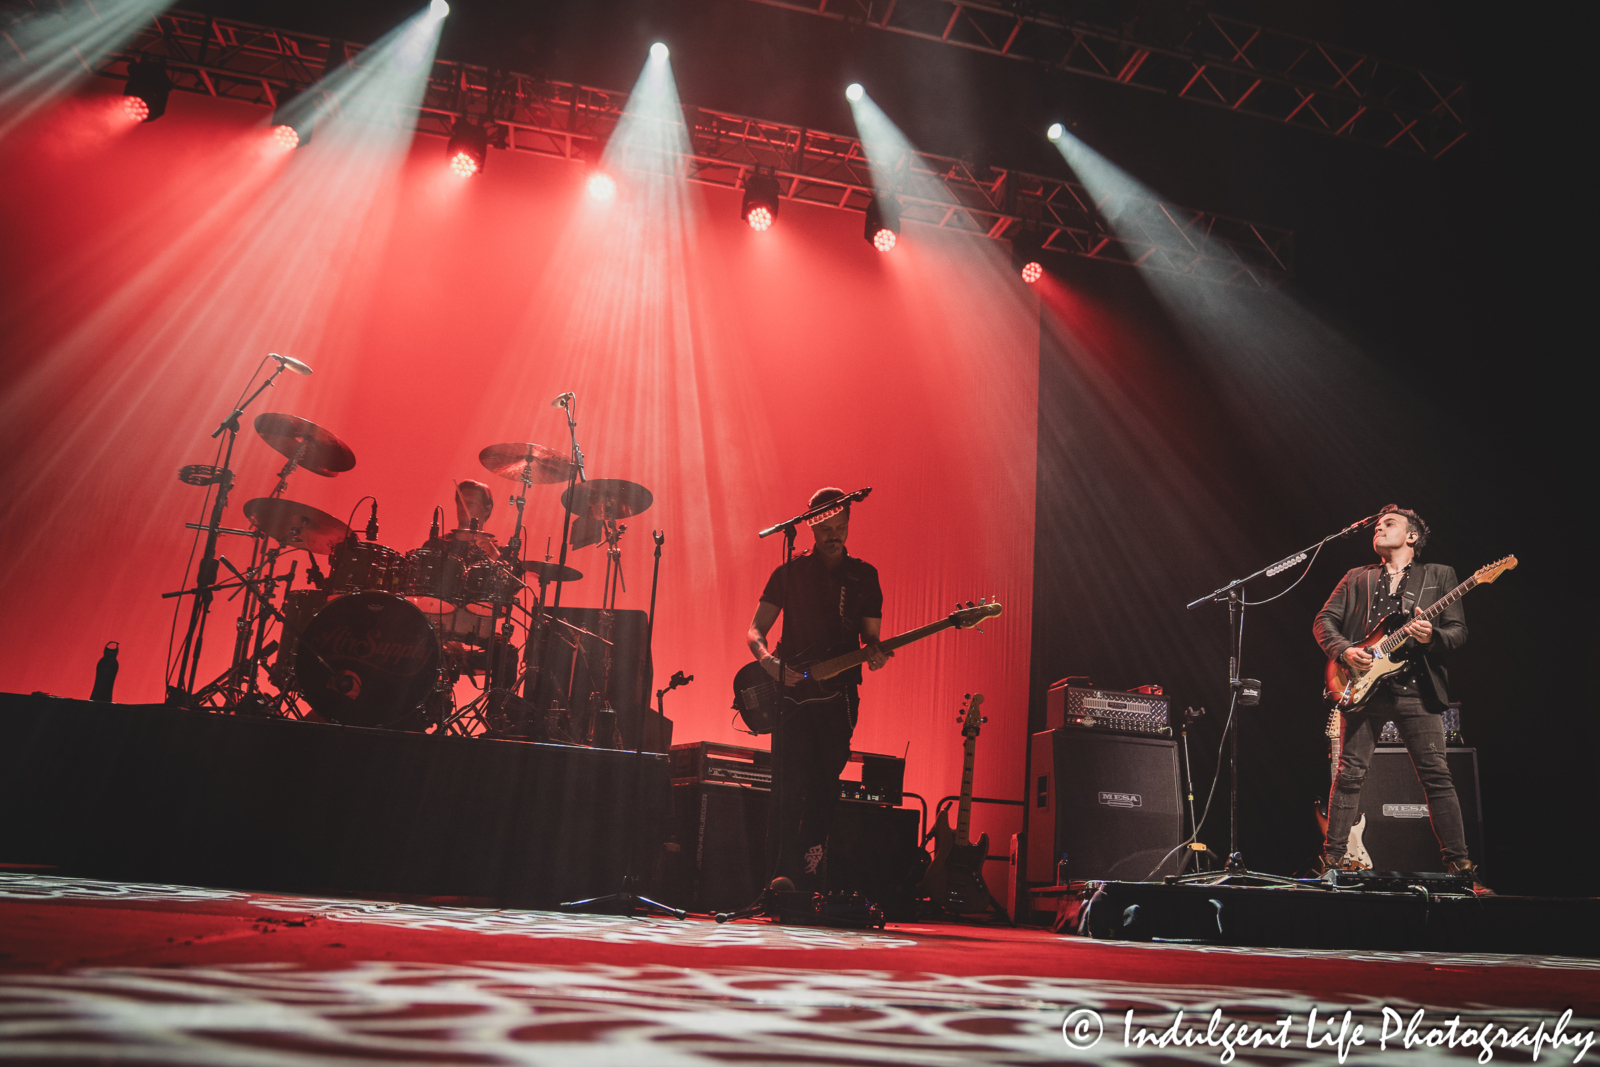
169, 355, 307, 704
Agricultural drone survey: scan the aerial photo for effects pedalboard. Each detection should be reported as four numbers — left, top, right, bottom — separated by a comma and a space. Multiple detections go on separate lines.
1046, 680, 1171, 737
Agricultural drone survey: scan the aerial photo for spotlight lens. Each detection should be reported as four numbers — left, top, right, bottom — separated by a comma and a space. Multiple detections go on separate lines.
747, 205, 773, 232
431, 0, 449, 15
1021, 261, 1043, 283
271, 124, 300, 151
845, 83, 864, 102
872, 227, 896, 252
123, 96, 149, 122
450, 150, 480, 177
651, 42, 669, 60
587, 172, 617, 201
1047, 122, 1064, 142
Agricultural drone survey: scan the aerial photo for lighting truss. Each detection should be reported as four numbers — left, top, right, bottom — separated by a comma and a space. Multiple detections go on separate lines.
738, 0, 1468, 160
84, 9, 1290, 286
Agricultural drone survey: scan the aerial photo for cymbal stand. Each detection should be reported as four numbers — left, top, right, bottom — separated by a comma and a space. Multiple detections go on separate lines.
523, 394, 586, 717
561, 527, 684, 918
171, 358, 296, 705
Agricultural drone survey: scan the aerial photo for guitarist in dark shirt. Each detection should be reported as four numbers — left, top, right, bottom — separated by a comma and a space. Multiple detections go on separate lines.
1312, 505, 1487, 892
746, 487, 891, 888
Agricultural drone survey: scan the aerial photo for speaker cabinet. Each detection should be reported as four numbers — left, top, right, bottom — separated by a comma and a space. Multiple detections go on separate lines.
1355, 747, 1483, 873
1027, 729, 1183, 884
668, 782, 922, 913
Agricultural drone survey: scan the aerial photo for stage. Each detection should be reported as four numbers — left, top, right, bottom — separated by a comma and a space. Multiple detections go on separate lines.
2, 871, 1597, 1065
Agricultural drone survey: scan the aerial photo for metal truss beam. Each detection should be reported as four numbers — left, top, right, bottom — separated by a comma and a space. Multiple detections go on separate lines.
79, 8, 1290, 287
740, 0, 1468, 160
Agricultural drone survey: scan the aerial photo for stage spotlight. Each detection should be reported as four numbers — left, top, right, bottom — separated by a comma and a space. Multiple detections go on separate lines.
430, 0, 450, 17
586, 170, 617, 201
1047, 122, 1064, 142
270, 84, 314, 150
1011, 228, 1045, 283
864, 196, 900, 252
446, 117, 489, 176
651, 42, 669, 60
741, 169, 781, 231
123, 58, 172, 123
846, 83, 864, 102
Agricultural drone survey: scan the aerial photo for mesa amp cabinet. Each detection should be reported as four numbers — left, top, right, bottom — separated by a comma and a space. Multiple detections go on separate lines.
1026, 729, 1184, 884
1354, 747, 1483, 873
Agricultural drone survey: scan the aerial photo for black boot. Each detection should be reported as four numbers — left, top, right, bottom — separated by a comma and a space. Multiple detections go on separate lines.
1447, 859, 1495, 896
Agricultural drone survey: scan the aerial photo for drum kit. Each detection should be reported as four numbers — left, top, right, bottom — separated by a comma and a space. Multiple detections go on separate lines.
168, 393, 655, 741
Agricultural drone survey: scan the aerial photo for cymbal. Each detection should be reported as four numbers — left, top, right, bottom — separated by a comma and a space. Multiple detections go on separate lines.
479, 442, 575, 485
561, 478, 653, 521
242, 498, 350, 555
523, 560, 583, 584
253, 413, 356, 477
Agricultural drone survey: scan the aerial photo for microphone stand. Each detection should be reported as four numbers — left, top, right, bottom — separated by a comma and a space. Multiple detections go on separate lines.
170, 360, 294, 706
522, 396, 587, 727
1173, 512, 1379, 884
562, 528, 685, 918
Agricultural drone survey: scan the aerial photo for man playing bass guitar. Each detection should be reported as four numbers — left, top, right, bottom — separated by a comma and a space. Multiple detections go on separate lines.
746, 487, 892, 889
1313, 505, 1487, 892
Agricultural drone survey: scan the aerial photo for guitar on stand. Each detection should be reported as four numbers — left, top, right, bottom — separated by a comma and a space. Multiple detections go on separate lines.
1312, 706, 1371, 869
920, 693, 1008, 921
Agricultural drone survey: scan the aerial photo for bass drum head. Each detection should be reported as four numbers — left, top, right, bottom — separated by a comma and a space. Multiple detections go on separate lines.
295, 592, 441, 729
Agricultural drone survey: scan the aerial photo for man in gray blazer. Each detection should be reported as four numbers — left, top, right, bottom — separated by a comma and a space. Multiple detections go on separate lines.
1313, 505, 1488, 892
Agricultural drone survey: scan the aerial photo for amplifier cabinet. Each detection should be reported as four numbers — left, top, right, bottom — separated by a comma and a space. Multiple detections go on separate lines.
1355, 747, 1483, 873
667, 782, 921, 914
1027, 729, 1184, 884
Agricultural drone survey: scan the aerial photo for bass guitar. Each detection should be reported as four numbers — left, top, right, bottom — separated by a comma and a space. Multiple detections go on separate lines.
921, 693, 1007, 918
1323, 556, 1516, 710
732, 599, 1001, 734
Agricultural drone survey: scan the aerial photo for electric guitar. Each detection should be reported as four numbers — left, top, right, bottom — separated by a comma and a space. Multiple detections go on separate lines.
921, 693, 1005, 917
1312, 706, 1371, 868
1323, 556, 1516, 710
732, 599, 1002, 734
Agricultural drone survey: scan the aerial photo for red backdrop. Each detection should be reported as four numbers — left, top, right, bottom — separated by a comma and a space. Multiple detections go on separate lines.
0, 85, 1038, 871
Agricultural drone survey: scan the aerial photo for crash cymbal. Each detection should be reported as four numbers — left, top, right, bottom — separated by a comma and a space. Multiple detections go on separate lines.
523, 560, 583, 584
242, 498, 350, 555
479, 442, 575, 484
560, 478, 653, 521
253, 413, 356, 477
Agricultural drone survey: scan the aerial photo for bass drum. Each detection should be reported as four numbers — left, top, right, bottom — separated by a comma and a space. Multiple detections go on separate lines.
294, 592, 441, 730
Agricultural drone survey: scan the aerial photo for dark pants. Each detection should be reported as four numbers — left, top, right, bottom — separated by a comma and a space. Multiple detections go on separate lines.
769, 688, 856, 889
1325, 690, 1469, 867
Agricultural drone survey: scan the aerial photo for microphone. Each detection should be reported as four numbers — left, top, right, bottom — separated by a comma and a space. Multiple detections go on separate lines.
429, 506, 441, 541
550, 391, 575, 408
270, 352, 313, 376
365, 500, 379, 542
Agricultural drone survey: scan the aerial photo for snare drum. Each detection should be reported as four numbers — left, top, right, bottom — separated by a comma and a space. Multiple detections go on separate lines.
327, 539, 406, 594
403, 541, 467, 614
423, 605, 497, 643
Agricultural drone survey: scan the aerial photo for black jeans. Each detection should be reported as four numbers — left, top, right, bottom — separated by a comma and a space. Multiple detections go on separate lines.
769, 688, 856, 889
1325, 690, 1469, 867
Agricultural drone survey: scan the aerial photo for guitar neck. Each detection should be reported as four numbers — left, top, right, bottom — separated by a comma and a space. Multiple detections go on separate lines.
810, 618, 953, 680
956, 734, 976, 841
1376, 572, 1475, 656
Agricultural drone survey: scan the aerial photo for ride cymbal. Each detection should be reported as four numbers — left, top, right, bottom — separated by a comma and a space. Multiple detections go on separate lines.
242, 498, 350, 555
478, 442, 575, 484
253, 413, 356, 477
560, 478, 653, 521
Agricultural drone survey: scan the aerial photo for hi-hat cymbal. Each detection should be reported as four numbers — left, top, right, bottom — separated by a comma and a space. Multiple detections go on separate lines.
561, 478, 653, 521
243, 498, 350, 555
479, 442, 575, 484
253, 413, 356, 477
523, 560, 583, 584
